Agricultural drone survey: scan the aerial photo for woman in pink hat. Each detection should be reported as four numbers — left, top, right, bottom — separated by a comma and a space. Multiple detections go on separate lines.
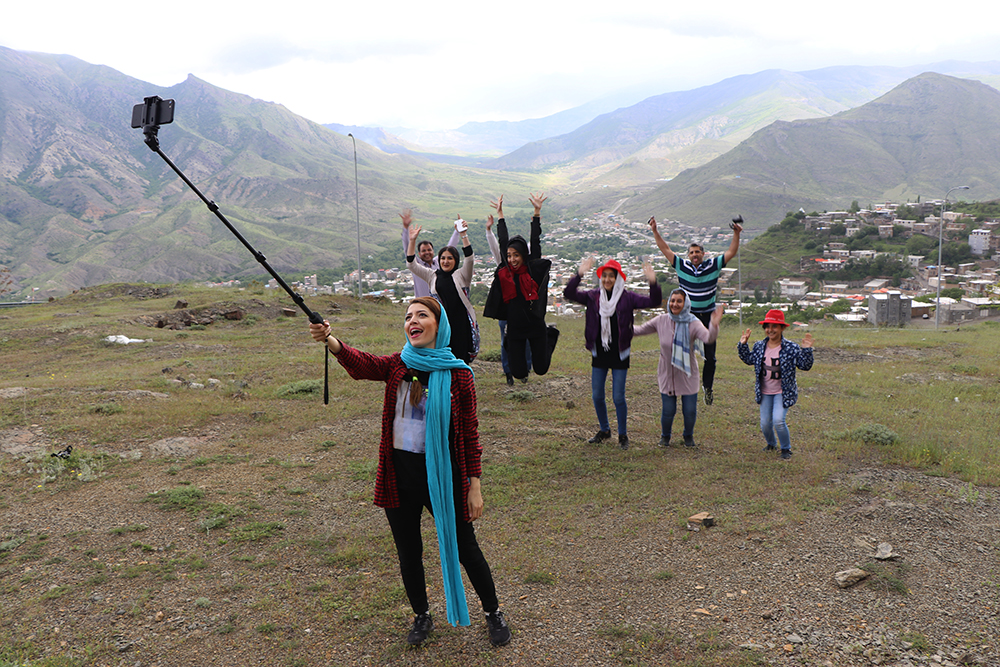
737, 310, 813, 460
564, 256, 661, 449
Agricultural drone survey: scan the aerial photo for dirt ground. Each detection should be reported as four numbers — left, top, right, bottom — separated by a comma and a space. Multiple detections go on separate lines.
1, 381, 997, 667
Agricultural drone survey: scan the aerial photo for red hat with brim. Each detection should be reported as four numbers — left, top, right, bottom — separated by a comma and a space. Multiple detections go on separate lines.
596, 259, 626, 282
759, 309, 788, 326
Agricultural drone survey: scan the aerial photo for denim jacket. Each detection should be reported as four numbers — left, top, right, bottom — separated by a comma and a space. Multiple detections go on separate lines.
737, 337, 813, 408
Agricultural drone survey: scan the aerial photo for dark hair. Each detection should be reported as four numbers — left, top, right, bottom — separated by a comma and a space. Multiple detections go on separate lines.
437, 245, 460, 269
417, 240, 434, 252
405, 297, 441, 407
688, 243, 704, 253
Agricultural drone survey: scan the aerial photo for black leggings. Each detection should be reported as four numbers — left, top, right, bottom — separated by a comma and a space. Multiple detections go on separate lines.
384, 454, 498, 615
694, 310, 717, 391
504, 333, 551, 379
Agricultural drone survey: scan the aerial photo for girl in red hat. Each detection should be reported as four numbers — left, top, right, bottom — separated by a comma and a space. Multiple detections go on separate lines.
737, 310, 813, 460
564, 255, 662, 449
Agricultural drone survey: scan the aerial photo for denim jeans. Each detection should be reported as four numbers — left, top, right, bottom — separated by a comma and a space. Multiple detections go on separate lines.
592, 366, 628, 435
759, 393, 791, 451
661, 393, 698, 439
499, 320, 531, 376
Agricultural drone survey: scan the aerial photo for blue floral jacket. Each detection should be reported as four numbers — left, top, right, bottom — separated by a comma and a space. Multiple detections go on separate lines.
737, 337, 813, 408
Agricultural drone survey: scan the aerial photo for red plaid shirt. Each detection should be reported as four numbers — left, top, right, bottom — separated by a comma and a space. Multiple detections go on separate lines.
334, 344, 482, 521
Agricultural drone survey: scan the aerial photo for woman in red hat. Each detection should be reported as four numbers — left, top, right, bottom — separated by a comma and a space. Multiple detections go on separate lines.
564, 256, 661, 449
737, 309, 813, 460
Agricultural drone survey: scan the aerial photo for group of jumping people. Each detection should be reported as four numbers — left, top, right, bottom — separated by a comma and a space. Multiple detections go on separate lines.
307, 194, 814, 648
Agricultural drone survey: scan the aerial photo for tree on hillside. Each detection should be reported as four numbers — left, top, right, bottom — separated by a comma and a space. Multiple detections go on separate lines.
941, 242, 973, 266
849, 200, 861, 214
895, 204, 923, 222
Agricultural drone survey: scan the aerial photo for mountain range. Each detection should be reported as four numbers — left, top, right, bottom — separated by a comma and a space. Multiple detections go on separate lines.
1, 44, 998, 298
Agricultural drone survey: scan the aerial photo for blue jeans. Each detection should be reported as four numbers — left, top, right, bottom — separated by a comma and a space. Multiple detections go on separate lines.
592, 367, 628, 435
661, 393, 698, 439
759, 394, 791, 451
499, 320, 531, 375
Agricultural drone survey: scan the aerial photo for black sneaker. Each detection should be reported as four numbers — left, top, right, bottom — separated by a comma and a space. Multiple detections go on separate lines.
520, 376, 528, 384
588, 430, 611, 444
618, 435, 629, 450
485, 610, 511, 646
658, 436, 671, 448
505, 373, 514, 387
763, 444, 777, 452
780, 449, 793, 460
704, 387, 714, 405
683, 435, 697, 448
406, 612, 433, 646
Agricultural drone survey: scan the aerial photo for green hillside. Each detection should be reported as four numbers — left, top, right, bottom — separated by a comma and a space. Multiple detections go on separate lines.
0, 48, 548, 299
622, 73, 1000, 228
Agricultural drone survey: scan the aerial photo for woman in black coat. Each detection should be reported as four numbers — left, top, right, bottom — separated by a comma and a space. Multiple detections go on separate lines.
483, 193, 555, 380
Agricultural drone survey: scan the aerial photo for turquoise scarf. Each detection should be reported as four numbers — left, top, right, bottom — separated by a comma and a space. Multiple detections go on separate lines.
399, 307, 474, 627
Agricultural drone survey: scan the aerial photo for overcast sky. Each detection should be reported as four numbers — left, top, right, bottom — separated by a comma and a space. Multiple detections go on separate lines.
4, 1, 996, 130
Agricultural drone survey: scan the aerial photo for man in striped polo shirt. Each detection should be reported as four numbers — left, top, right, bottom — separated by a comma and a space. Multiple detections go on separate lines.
648, 216, 742, 405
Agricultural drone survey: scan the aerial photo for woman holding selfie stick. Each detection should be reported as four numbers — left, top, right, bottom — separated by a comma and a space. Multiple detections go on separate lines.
308, 298, 511, 647
405, 210, 479, 363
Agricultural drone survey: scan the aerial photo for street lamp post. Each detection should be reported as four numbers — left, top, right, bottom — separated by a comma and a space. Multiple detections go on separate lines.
347, 134, 362, 300
935, 185, 970, 329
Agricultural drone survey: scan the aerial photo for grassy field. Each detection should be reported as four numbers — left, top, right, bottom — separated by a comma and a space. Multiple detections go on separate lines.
0, 284, 997, 666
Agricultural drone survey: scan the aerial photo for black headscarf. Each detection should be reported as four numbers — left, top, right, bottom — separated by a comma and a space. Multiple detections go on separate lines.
434, 246, 472, 363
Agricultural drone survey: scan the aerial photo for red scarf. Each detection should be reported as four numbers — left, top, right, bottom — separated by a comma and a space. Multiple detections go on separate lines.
498, 263, 538, 303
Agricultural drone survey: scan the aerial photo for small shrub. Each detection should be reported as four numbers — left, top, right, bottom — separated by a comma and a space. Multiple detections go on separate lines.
899, 631, 932, 652
479, 349, 502, 363
0, 537, 26, 552
275, 380, 323, 397
839, 423, 900, 447
256, 622, 278, 634
508, 390, 534, 403
90, 403, 125, 415
861, 561, 911, 595
524, 572, 556, 585
145, 486, 206, 512
231, 522, 285, 542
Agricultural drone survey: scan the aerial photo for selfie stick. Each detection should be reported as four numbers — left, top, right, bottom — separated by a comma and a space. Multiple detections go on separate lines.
133, 95, 330, 403
731, 215, 743, 326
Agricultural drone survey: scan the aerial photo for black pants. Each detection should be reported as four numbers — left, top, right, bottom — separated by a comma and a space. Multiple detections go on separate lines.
504, 333, 552, 379
694, 310, 717, 391
384, 451, 498, 615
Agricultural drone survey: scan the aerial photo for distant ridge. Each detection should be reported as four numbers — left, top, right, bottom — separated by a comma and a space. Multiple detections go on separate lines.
621, 73, 1000, 226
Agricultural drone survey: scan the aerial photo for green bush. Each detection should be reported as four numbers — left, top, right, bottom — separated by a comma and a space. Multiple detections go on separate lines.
842, 423, 900, 447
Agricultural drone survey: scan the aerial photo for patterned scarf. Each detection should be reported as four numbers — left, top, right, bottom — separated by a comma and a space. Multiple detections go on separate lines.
399, 308, 473, 627
669, 289, 698, 376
